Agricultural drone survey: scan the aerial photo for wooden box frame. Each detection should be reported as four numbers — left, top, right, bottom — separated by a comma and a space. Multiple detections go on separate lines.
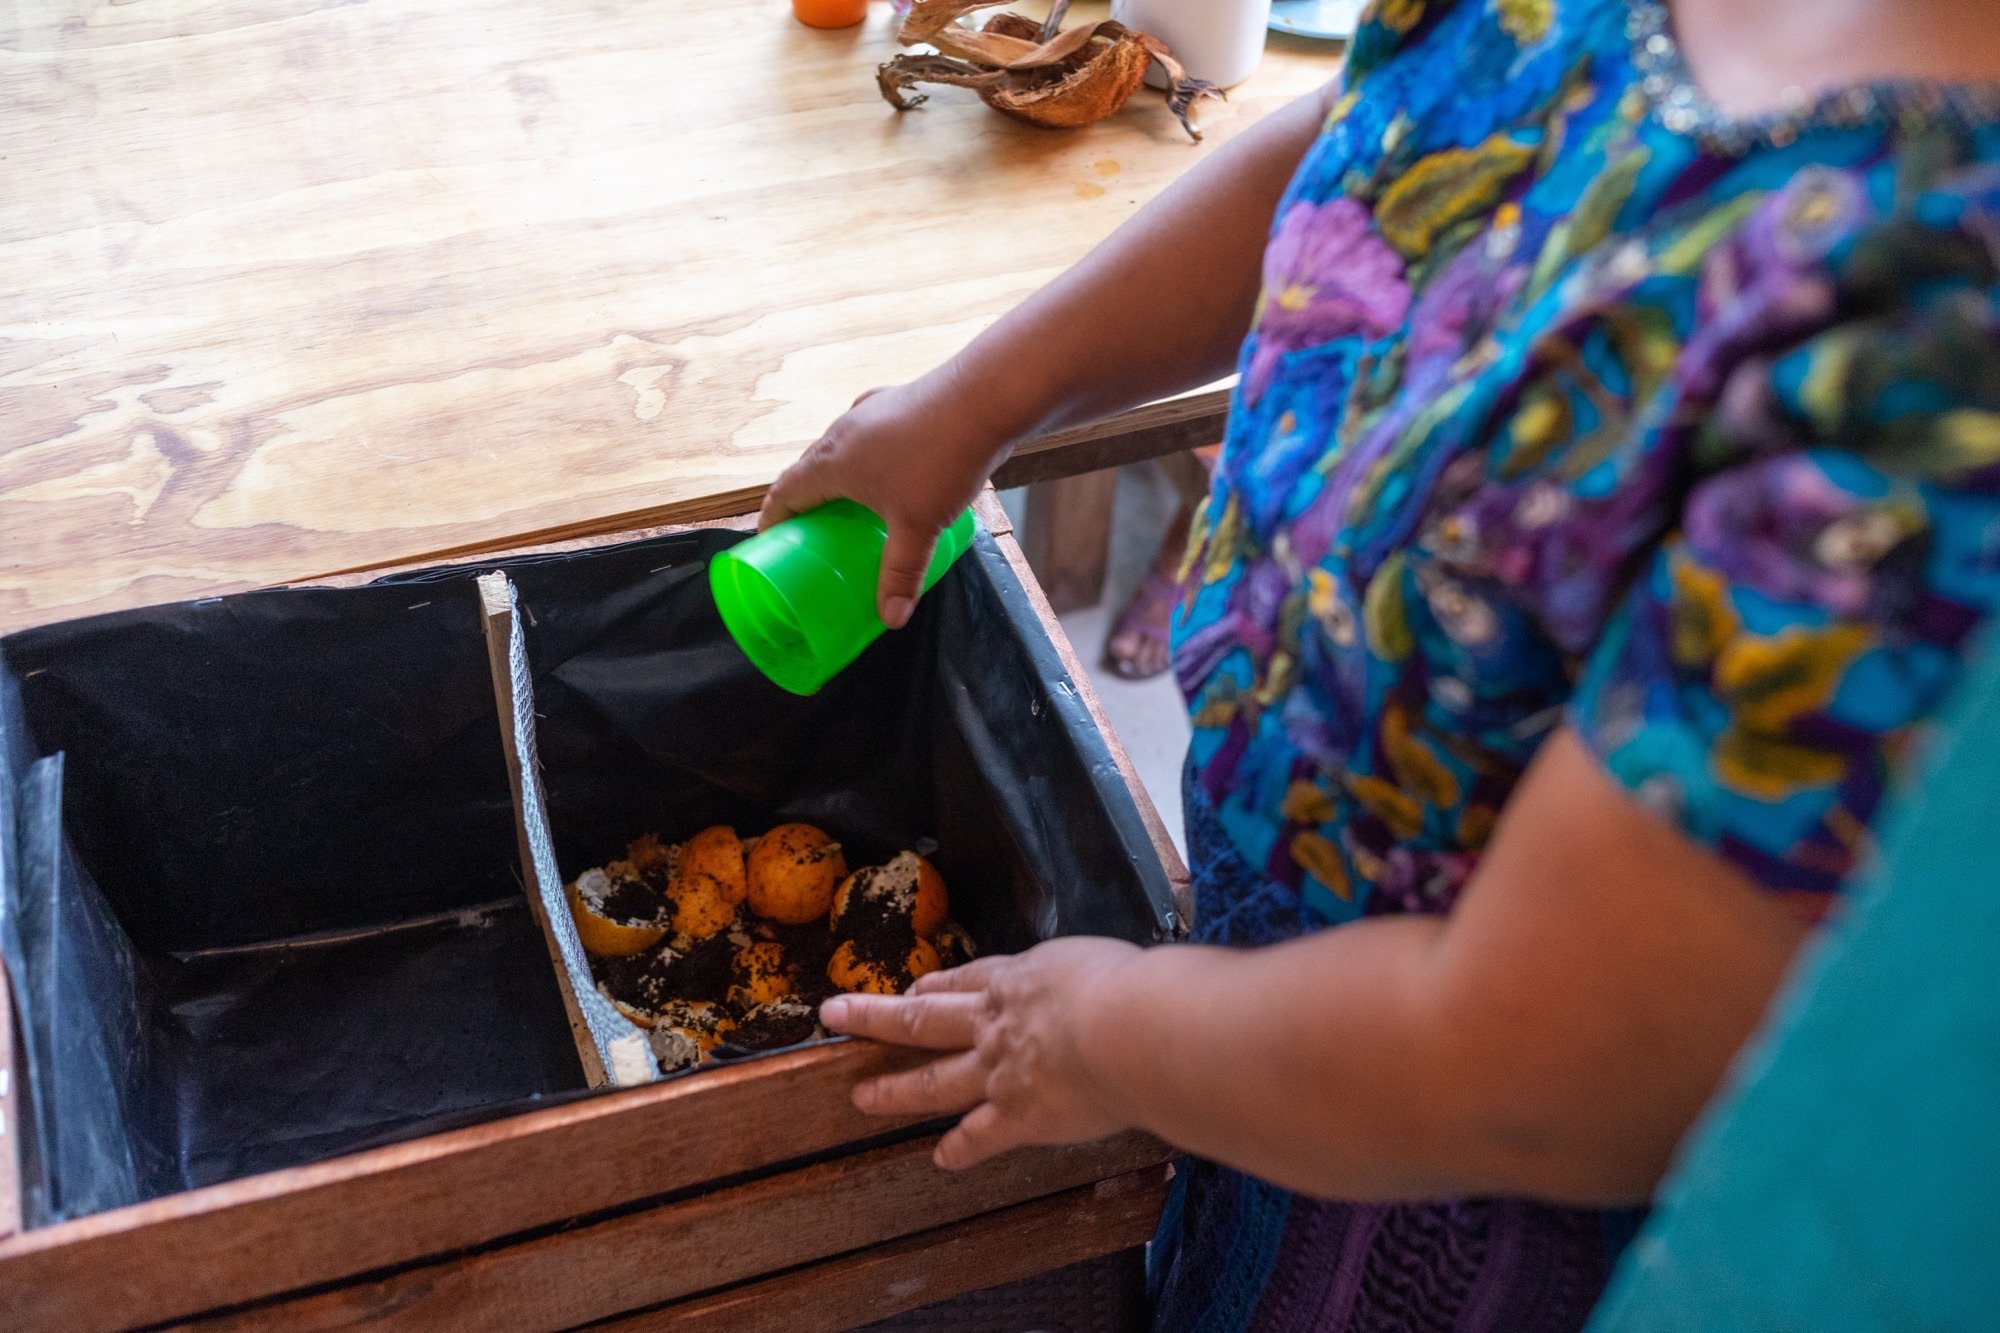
0, 493, 1186, 1331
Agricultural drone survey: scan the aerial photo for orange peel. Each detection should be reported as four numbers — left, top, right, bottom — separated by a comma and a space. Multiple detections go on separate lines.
670, 870, 740, 941
828, 936, 944, 995
566, 866, 666, 958
748, 823, 848, 925
680, 825, 748, 906
730, 940, 795, 1008
830, 851, 950, 939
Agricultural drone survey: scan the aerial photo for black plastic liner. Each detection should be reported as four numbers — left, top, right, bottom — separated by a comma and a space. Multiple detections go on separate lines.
0, 526, 1177, 1228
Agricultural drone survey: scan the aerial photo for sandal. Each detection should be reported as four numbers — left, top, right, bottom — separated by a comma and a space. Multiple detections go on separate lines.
1103, 564, 1181, 681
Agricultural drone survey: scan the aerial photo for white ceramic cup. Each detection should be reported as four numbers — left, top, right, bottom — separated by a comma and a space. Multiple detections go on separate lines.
1111, 0, 1273, 90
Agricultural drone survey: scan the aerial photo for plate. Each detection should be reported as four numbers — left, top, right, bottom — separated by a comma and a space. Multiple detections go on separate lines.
1269, 0, 1366, 40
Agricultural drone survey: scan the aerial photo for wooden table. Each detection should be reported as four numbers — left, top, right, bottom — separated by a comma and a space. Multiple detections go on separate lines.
0, 0, 1333, 636
0, 2, 1337, 1325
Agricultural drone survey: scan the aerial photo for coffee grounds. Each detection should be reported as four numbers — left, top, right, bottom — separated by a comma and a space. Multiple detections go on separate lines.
726, 1002, 822, 1052
753, 919, 835, 1006
588, 950, 648, 998
635, 932, 734, 1011
597, 869, 664, 925
841, 890, 920, 975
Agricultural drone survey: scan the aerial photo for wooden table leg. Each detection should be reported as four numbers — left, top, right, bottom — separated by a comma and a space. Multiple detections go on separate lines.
1022, 469, 1120, 615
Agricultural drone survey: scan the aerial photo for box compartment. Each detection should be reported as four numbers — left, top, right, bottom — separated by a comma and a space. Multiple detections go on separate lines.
489, 526, 1178, 1085
0, 580, 592, 1228
0, 521, 1177, 1228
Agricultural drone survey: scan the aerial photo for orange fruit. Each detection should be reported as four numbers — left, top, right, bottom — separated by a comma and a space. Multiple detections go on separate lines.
680, 825, 747, 906
670, 870, 739, 941
729, 941, 793, 1008
827, 936, 942, 995
829, 852, 949, 939
566, 867, 666, 958
747, 823, 847, 925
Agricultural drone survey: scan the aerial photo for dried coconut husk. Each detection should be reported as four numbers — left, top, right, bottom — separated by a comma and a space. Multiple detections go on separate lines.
879, 0, 1219, 141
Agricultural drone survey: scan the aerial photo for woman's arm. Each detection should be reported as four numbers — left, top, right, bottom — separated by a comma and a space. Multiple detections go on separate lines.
761, 80, 1338, 626
824, 729, 1809, 1205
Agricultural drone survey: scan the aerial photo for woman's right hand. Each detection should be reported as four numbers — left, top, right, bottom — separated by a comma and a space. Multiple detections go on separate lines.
758, 361, 1009, 630
759, 77, 1341, 628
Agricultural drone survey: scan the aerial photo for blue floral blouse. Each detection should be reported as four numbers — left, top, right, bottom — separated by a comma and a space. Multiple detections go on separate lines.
1155, 0, 2000, 1327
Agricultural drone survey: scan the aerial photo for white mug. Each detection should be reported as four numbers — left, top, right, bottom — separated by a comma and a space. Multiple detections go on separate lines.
1111, 0, 1273, 90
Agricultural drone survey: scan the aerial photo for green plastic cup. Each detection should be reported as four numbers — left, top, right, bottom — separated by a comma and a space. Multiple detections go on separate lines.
710, 500, 978, 696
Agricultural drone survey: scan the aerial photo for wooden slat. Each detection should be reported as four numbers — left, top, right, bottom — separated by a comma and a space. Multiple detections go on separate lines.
0, 1042, 937, 1333
991, 388, 1231, 491
175, 1133, 1168, 1331
610, 1166, 1170, 1332
1022, 470, 1121, 614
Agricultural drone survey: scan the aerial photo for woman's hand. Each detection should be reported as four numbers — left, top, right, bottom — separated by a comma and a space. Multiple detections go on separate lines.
757, 80, 1337, 628
758, 362, 1008, 629
820, 936, 1145, 1169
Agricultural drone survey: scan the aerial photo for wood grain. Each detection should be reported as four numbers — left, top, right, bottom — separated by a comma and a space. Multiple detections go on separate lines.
990, 386, 1230, 490
0, 1, 1333, 634
172, 1133, 1167, 1331
0, 1041, 936, 1332
609, 1166, 1170, 1332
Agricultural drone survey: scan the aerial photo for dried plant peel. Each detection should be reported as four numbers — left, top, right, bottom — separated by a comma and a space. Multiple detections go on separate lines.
879, 0, 1220, 140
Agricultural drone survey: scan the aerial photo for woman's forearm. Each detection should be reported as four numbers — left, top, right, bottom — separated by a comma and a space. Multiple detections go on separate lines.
1078, 922, 1470, 1202
1073, 734, 1807, 1207
940, 80, 1338, 456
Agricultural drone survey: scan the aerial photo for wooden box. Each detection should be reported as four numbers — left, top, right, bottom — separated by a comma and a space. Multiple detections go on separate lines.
0, 498, 1186, 1331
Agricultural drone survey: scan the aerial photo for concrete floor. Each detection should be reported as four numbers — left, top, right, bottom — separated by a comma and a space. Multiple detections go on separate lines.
1003, 463, 1191, 859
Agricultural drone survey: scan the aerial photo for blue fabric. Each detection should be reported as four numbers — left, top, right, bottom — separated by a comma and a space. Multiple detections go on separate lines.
1588, 627, 2000, 1331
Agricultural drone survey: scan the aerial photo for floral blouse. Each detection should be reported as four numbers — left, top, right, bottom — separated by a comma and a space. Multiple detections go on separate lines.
1154, 0, 2000, 1328
1173, 0, 2000, 930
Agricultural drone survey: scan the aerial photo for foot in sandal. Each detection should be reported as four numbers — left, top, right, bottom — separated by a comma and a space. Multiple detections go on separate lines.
1103, 503, 1193, 680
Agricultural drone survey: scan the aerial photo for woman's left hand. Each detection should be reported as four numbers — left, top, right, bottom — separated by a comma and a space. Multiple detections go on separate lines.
820, 937, 1145, 1169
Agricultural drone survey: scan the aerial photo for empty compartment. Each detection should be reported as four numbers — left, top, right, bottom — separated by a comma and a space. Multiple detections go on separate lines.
0, 582, 589, 1227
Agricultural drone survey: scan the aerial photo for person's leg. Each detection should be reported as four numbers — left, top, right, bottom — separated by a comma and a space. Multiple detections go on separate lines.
1103, 447, 1216, 680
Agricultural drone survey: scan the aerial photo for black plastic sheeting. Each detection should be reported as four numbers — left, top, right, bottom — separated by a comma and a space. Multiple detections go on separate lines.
0, 527, 1177, 1228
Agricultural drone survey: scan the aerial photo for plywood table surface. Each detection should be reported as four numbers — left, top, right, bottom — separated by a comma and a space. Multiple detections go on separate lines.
0, 0, 1336, 634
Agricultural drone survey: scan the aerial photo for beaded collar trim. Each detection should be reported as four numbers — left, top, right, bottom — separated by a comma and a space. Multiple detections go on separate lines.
1627, 0, 2000, 154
